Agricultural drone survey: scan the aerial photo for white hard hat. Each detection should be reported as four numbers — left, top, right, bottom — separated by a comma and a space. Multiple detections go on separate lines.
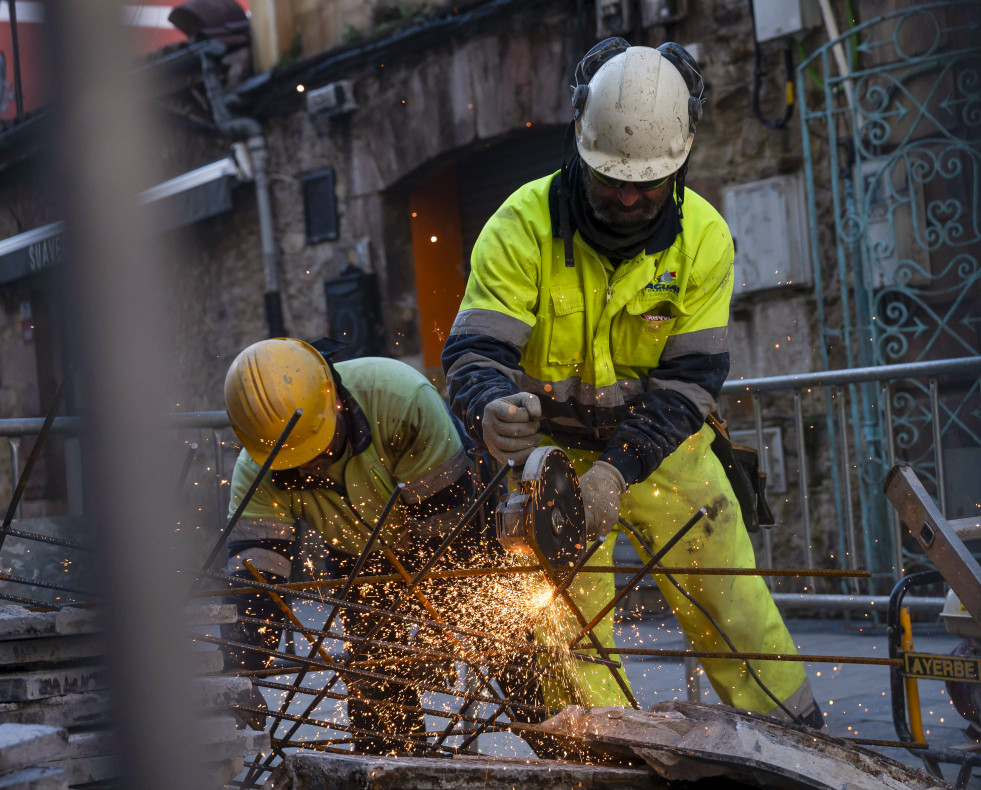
576, 46, 696, 183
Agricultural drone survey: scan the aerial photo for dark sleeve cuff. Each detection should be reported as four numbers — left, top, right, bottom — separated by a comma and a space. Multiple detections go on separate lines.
599, 444, 647, 487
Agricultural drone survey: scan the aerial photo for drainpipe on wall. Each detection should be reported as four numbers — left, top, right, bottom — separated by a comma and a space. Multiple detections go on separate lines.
199, 43, 286, 338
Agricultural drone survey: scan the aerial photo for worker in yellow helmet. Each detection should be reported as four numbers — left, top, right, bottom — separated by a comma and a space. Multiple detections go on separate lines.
442, 40, 821, 729
222, 337, 479, 752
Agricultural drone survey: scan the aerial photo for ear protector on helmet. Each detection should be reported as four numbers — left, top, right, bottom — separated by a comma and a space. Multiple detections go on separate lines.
571, 37, 629, 120
656, 41, 705, 133
571, 38, 705, 133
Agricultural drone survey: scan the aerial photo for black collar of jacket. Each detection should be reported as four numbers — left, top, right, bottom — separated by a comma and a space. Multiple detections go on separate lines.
334, 376, 373, 457
308, 337, 372, 456
548, 162, 681, 262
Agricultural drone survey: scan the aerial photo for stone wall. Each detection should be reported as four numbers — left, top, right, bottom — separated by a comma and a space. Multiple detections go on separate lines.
0, 0, 955, 586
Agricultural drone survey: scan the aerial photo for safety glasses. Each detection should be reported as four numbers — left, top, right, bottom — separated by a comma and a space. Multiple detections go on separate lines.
588, 165, 670, 192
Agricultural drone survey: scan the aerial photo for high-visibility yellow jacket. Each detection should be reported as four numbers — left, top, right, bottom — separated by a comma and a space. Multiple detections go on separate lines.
442, 171, 734, 485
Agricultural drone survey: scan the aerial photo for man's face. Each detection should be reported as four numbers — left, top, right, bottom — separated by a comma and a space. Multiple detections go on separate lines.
293, 417, 347, 477
582, 164, 675, 227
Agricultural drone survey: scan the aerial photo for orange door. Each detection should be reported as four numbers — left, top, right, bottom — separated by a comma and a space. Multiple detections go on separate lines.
409, 166, 466, 370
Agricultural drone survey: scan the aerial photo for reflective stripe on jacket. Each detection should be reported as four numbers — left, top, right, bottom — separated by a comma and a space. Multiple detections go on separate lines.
442, 171, 734, 485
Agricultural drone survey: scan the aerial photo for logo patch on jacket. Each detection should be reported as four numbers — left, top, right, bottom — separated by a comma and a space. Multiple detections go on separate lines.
642, 313, 671, 322
645, 271, 679, 294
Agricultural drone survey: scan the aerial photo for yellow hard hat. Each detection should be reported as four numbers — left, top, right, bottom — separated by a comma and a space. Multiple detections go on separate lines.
224, 338, 337, 470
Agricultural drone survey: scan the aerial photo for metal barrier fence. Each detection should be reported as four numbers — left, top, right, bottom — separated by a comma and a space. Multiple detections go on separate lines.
1, 355, 978, 615
718, 355, 981, 608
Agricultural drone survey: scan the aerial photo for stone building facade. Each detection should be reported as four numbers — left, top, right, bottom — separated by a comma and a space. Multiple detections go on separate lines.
0, 0, 976, 593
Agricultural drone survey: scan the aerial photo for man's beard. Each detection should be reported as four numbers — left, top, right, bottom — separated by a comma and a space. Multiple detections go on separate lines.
582, 169, 674, 228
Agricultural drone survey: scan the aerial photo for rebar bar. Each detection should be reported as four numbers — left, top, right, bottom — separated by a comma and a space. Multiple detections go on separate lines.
199, 633, 560, 717
589, 647, 901, 666
569, 508, 706, 647
213, 564, 872, 598
0, 571, 92, 597
203, 569, 581, 660
0, 591, 65, 609
530, 537, 640, 710
174, 442, 198, 496
0, 526, 92, 552
197, 408, 301, 576
245, 462, 512, 786
242, 482, 406, 785
0, 372, 72, 552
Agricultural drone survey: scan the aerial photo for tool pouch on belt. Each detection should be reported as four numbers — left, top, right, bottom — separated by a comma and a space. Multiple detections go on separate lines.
706, 411, 775, 533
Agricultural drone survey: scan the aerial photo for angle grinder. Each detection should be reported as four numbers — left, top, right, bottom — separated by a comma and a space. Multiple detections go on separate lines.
495, 446, 587, 571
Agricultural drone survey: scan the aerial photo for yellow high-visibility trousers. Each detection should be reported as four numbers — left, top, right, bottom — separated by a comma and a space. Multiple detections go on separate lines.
539, 424, 814, 717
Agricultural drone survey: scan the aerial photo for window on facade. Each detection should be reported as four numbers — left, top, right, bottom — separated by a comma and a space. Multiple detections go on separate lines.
302, 168, 339, 244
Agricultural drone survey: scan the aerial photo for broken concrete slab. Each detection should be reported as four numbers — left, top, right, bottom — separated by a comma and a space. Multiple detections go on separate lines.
265, 752, 658, 790
0, 666, 106, 702
186, 603, 238, 626
209, 727, 270, 762
0, 724, 67, 775
196, 715, 240, 745
514, 702, 952, 790
0, 693, 110, 729
0, 608, 99, 641
46, 754, 117, 787
193, 648, 224, 675
0, 766, 66, 790
66, 730, 114, 760
0, 636, 104, 669
207, 754, 244, 783
193, 675, 253, 709
50, 610, 100, 637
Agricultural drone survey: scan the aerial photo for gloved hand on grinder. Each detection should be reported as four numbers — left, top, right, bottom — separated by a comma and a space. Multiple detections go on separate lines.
579, 461, 627, 539
481, 392, 542, 465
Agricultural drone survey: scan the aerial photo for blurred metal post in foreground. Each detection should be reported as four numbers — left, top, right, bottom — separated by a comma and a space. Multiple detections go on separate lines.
44, 2, 207, 788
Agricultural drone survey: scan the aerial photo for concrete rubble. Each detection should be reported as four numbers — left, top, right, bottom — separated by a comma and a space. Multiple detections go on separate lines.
0, 723, 68, 789
0, 604, 270, 789
512, 701, 953, 790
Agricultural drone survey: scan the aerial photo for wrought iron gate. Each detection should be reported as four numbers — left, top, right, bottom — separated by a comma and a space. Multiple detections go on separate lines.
798, 2, 981, 585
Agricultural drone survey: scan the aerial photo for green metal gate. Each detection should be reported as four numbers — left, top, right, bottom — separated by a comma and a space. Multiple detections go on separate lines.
798, 2, 981, 586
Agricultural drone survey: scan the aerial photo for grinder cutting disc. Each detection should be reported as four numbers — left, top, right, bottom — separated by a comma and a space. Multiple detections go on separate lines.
521, 446, 586, 571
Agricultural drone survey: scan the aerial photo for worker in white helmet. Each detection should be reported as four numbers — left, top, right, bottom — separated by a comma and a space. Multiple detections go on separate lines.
221, 337, 480, 752
443, 39, 821, 729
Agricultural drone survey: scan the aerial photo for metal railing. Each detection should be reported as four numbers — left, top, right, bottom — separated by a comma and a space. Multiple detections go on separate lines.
1, 355, 979, 615
719, 355, 981, 608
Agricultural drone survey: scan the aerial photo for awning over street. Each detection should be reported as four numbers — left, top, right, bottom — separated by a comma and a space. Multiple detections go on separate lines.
0, 154, 248, 287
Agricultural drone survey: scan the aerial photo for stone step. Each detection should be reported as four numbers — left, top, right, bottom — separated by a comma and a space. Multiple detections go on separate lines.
0, 666, 106, 703
0, 725, 68, 775
0, 636, 104, 670
0, 766, 67, 790
0, 693, 110, 729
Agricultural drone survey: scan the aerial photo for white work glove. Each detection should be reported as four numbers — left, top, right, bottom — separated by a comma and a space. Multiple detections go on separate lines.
481, 392, 542, 465
579, 461, 628, 539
